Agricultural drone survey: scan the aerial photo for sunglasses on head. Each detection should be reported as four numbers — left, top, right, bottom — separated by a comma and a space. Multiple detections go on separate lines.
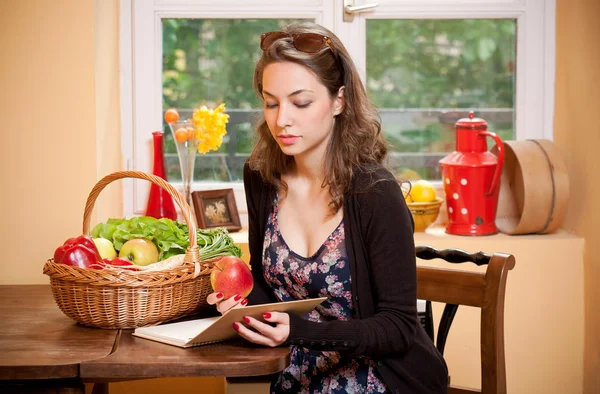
260, 31, 335, 55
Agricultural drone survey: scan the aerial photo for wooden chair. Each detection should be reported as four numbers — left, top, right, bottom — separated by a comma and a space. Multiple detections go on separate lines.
416, 246, 516, 394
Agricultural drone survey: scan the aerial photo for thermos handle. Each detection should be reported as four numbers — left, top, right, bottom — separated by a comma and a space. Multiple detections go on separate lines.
479, 131, 505, 196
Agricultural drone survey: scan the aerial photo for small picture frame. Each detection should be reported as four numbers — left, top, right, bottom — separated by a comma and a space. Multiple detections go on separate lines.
191, 188, 242, 233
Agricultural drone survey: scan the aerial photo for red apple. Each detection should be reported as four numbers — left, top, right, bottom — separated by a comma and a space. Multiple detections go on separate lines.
210, 256, 253, 299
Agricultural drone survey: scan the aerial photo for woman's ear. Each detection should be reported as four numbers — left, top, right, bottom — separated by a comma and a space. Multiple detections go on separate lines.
333, 86, 345, 116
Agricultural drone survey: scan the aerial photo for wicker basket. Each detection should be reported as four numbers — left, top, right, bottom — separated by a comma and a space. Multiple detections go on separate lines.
43, 171, 218, 329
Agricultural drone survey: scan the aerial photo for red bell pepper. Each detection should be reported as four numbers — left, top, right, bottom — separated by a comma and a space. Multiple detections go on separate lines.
54, 235, 103, 269
101, 257, 137, 271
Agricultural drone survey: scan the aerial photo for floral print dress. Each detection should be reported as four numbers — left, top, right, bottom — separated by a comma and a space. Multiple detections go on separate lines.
262, 195, 389, 394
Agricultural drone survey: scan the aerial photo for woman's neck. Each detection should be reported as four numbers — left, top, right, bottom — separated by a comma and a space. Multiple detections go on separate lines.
289, 157, 325, 186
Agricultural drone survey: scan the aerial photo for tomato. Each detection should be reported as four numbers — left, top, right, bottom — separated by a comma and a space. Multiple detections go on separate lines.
164, 108, 179, 123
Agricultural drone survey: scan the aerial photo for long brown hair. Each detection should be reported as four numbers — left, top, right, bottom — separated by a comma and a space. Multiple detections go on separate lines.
248, 22, 387, 214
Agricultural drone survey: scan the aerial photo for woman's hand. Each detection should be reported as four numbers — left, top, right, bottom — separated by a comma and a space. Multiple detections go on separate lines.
233, 311, 290, 347
206, 292, 248, 314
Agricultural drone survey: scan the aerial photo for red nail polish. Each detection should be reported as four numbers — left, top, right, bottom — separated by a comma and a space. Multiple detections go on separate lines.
263, 312, 271, 319
216, 293, 224, 299
243, 316, 250, 323
241, 298, 248, 306
233, 323, 239, 331
234, 294, 242, 301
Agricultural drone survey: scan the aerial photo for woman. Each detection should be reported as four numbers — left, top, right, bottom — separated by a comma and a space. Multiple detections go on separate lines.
208, 22, 448, 393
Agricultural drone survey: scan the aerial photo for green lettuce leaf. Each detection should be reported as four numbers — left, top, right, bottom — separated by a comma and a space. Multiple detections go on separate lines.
91, 216, 242, 260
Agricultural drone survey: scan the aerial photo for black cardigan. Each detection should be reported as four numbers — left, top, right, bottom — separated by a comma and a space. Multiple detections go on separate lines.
243, 163, 448, 394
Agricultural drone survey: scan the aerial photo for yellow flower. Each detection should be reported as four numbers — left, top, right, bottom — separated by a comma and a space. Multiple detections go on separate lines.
192, 103, 229, 154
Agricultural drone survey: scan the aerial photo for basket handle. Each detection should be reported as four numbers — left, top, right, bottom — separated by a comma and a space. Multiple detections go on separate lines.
81, 171, 200, 264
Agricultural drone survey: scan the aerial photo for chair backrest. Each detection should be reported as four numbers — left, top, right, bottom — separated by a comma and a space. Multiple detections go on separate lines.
416, 246, 516, 394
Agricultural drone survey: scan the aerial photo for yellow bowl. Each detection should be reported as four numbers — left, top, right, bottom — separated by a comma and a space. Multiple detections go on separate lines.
406, 197, 444, 232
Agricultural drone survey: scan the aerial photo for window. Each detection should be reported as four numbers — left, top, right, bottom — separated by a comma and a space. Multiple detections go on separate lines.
161, 19, 304, 183
121, 0, 555, 223
367, 19, 516, 180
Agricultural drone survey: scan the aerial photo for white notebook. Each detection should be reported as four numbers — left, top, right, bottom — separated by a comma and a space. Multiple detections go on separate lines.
133, 297, 327, 348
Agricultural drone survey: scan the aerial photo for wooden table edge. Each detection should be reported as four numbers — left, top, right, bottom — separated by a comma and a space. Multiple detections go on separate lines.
0, 365, 80, 381
80, 332, 291, 380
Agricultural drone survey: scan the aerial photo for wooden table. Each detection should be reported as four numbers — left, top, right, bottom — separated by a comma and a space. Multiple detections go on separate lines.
82, 332, 289, 380
0, 285, 290, 393
0, 285, 117, 393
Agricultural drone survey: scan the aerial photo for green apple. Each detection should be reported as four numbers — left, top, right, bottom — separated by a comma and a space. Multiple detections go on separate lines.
93, 237, 117, 259
118, 238, 159, 266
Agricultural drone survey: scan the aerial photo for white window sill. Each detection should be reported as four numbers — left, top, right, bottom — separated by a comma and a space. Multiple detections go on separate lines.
413, 225, 579, 242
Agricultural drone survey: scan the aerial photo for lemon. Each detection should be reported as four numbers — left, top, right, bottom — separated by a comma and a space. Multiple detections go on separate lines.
408, 180, 437, 202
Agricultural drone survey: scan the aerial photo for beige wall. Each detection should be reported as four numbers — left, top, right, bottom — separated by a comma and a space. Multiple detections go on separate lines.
554, 1, 600, 393
0, 0, 598, 393
416, 232, 584, 394
94, 0, 124, 222
0, 1, 99, 284
0, 0, 123, 285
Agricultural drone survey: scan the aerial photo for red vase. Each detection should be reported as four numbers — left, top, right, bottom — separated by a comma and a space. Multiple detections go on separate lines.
145, 131, 177, 220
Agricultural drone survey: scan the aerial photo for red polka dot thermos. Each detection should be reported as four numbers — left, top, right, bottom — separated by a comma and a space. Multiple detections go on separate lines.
439, 112, 505, 236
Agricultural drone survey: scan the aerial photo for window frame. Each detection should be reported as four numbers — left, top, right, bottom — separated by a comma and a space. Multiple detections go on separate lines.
345, 0, 555, 144
120, 0, 555, 223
